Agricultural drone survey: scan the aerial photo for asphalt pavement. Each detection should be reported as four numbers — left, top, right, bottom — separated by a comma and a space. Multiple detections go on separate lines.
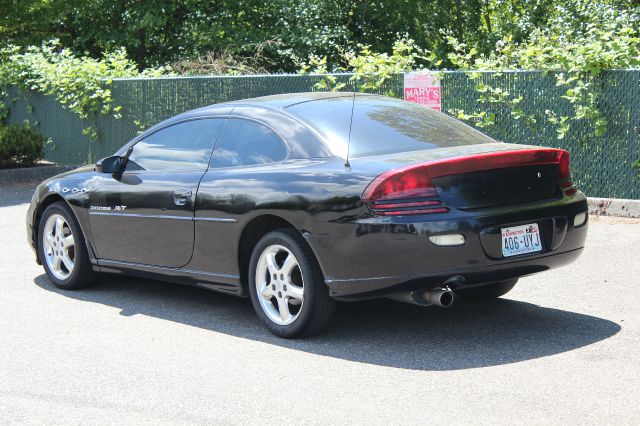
1, 182, 639, 424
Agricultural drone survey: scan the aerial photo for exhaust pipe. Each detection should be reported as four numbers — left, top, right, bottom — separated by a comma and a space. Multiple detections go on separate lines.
387, 287, 455, 308
420, 287, 455, 308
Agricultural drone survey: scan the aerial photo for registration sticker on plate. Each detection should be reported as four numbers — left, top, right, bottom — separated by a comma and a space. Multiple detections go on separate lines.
501, 223, 542, 257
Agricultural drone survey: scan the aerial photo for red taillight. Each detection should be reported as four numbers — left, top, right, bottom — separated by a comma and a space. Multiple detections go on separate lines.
361, 164, 444, 215
375, 207, 449, 216
557, 150, 571, 180
362, 148, 576, 216
371, 200, 441, 209
370, 200, 447, 216
361, 164, 437, 202
556, 150, 576, 195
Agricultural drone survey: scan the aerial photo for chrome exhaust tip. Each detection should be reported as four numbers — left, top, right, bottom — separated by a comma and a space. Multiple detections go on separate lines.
387, 287, 455, 308
420, 287, 455, 308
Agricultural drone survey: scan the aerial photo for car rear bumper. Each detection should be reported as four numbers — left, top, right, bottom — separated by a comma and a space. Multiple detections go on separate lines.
326, 246, 583, 300
307, 194, 588, 300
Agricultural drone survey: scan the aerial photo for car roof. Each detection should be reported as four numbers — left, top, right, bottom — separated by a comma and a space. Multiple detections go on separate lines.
122, 92, 357, 157
123, 92, 494, 161
178, 92, 379, 117
226, 92, 374, 109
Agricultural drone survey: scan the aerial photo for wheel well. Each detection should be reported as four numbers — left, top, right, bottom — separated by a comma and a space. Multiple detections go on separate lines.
33, 194, 65, 239
31, 193, 66, 262
238, 215, 298, 289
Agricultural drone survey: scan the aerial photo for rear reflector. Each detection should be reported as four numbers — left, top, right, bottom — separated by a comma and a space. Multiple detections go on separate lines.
362, 148, 576, 215
574, 212, 587, 227
429, 234, 466, 246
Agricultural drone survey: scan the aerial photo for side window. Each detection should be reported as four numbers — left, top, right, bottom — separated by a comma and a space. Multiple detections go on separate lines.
210, 118, 288, 168
127, 118, 224, 171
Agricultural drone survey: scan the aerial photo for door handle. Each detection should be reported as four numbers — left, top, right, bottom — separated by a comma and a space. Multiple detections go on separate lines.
173, 189, 192, 206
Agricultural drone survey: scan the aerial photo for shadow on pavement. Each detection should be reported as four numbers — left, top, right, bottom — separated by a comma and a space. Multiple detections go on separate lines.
34, 274, 620, 371
0, 183, 37, 207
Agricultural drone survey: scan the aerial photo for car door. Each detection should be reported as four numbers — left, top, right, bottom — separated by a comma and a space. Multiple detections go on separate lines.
89, 117, 226, 268
188, 117, 290, 274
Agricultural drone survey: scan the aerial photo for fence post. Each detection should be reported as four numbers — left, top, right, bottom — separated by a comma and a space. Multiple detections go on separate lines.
628, 70, 640, 199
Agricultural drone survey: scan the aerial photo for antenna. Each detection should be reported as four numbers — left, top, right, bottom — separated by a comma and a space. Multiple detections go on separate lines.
345, 90, 356, 169
346, 1, 368, 169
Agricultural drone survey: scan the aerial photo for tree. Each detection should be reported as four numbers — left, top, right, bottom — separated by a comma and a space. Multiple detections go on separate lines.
1, 0, 639, 72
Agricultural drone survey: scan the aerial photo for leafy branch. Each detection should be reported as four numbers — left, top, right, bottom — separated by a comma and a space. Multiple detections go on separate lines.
0, 40, 171, 140
298, 36, 437, 94
445, 6, 640, 140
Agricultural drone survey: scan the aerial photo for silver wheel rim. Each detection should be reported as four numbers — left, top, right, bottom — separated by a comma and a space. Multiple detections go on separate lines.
255, 244, 304, 326
42, 213, 75, 280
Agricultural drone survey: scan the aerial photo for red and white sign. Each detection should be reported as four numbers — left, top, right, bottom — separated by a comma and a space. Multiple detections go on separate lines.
404, 72, 441, 110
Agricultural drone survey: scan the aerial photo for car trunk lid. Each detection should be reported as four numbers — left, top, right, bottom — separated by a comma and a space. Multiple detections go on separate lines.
432, 163, 559, 209
355, 143, 575, 215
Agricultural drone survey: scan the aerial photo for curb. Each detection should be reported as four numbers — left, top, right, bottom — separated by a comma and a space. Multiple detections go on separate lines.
588, 197, 640, 219
0, 164, 76, 184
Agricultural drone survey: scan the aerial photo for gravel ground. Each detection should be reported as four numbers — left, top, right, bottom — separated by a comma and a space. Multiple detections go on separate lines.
1, 183, 639, 425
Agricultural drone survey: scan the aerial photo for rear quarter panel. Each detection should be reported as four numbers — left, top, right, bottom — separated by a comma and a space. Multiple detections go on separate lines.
188, 158, 375, 278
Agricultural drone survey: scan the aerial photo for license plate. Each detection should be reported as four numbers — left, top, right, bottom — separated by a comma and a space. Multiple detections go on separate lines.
501, 223, 542, 257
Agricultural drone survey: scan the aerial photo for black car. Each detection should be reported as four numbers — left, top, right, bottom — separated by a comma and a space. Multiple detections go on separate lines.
27, 92, 588, 337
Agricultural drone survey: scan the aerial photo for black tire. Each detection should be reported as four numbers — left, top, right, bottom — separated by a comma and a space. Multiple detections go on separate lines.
38, 201, 97, 290
248, 229, 336, 338
455, 279, 518, 301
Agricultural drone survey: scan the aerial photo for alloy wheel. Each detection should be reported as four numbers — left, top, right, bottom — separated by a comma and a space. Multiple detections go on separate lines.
42, 213, 75, 280
255, 244, 305, 325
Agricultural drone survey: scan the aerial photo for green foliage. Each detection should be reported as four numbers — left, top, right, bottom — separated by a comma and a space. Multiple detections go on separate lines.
345, 38, 436, 94
299, 37, 435, 94
0, 123, 46, 168
1, 0, 352, 71
0, 40, 171, 139
298, 55, 347, 91
0, 0, 74, 48
9, 0, 638, 74
446, 3, 640, 139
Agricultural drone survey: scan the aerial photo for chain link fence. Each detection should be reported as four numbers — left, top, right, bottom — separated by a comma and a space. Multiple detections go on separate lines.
4, 71, 640, 198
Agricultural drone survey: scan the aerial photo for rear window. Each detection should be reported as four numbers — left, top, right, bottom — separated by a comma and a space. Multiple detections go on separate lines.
287, 96, 495, 158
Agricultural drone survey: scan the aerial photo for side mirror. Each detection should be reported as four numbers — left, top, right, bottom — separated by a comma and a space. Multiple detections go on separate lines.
96, 155, 126, 174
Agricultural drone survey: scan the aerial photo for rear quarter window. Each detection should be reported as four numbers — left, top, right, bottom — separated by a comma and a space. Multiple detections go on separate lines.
210, 118, 288, 168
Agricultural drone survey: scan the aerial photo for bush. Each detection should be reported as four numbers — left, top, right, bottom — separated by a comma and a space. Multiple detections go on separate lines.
0, 124, 45, 168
